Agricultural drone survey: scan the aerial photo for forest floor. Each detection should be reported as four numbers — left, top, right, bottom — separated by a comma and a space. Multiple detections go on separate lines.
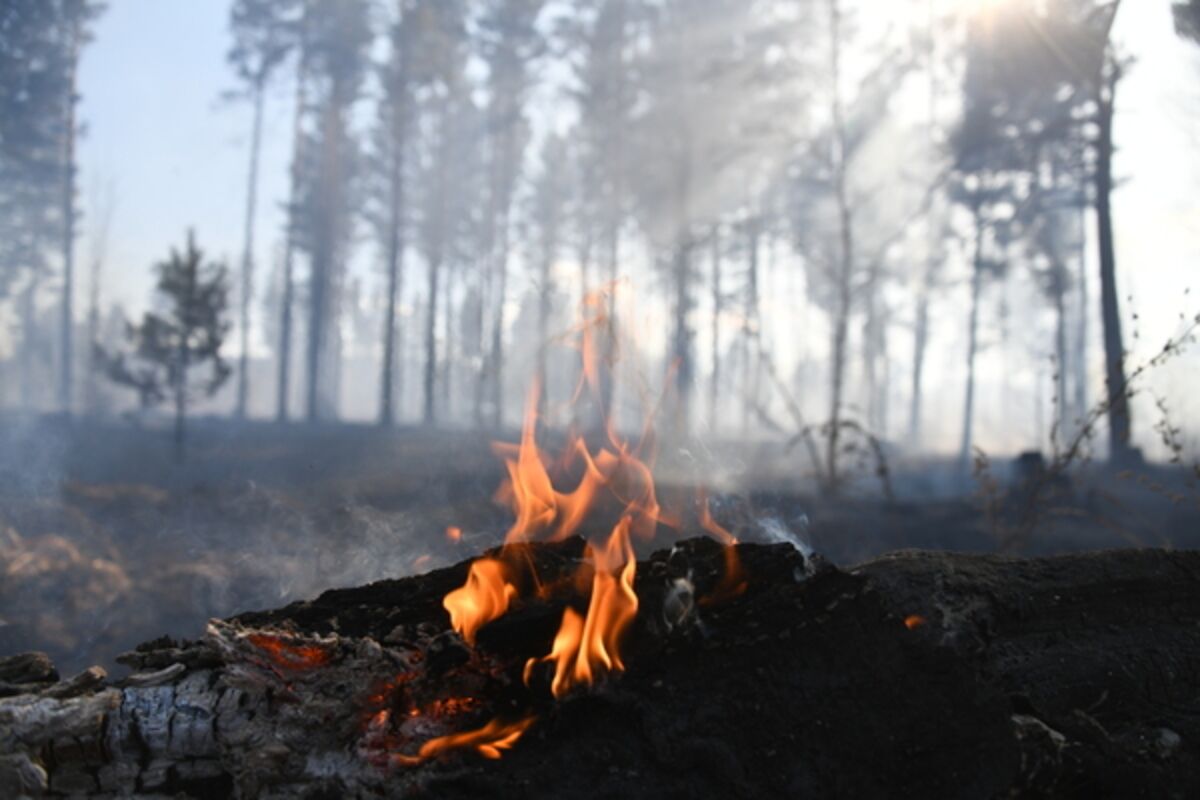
1, 412, 1197, 677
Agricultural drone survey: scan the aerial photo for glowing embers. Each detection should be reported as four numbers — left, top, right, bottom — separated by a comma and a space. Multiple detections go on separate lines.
245, 632, 334, 671
361, 674, 536, 768
443, 558, 517, 646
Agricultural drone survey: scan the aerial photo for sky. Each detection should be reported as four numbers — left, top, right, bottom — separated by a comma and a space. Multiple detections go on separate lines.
71, 0, 1200, 451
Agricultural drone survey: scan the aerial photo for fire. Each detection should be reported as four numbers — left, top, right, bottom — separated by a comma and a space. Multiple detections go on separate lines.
904, 614, 926, 630
697, 489, 747, 606
386, 286, 749, 768
524, 517, 639, 697
390, 715, 538, 766
443, 558, 517, 646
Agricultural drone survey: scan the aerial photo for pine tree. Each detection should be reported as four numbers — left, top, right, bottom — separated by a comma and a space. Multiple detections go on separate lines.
99, 231, 231, 461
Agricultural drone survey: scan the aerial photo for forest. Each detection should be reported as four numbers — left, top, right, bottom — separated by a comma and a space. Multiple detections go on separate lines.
2, 1, 1200, 797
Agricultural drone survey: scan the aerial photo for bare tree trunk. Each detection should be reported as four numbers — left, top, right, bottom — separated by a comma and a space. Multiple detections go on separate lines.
235, 82, 266, 420
670, 238, 694, 440
440, 264, 455, 417
471, 274, 488, 428
708, 223, 721, 434
58, 21, 81, 416
488, 220, 510, 428
958, 210, 984, 472
277, 16, 310, 424
910, 0, 940, 450
827, 0, 853, 491
379, 126, 406, 427
1053, 267, 1068, 447
741, 216, 760, 435
862, 259, 882, 435
423, 259, 440, 425
1073, 197, 1088, 424
1094, 64, 1134, 465
536, 253, 552, 422
20, 267, 40, 410
909, 291, 930, 445
175, 244, 196, 464
306, 87, 347, 423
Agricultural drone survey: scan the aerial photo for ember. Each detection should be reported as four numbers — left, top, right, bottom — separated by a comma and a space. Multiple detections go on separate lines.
245, 632, 333, 671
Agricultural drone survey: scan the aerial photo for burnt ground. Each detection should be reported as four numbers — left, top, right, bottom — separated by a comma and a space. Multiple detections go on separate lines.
1, 412, 1199, 680
6, 536, 1196, 798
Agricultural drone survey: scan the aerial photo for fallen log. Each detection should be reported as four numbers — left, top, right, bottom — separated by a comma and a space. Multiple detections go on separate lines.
2, 539, 1198, 798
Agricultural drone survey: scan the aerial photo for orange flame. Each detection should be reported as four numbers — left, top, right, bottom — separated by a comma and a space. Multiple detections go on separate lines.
904, 614, 926, 630
697, 489, 748, 605
390, 715, 538, 766
524, 517, 639, 697
443, 558, 517, 646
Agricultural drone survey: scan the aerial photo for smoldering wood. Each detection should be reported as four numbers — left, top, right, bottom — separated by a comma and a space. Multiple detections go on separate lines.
2, 539, 1198, 798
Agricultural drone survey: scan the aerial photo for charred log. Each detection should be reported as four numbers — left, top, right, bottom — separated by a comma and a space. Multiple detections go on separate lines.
2, 540, 1199, 798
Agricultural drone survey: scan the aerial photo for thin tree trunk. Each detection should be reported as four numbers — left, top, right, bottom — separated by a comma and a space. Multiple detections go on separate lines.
423, 260, 440, 425
175, 242, 196, 464
910, 0, 940, 449
489, 218, 510, 428
1094, 65, 1134, 465
306, 91, 346, 422
958, 210, 984, 472
20, 267, 40, 410
671, 239, 693, 437
709, 223, 721, 433
1073, 196, 1088, 424
59, 21, 81, 416
862, 258, 882, 435
1053, 269, 1068, 447
440, 264, 455, 416
277, 13, 310, 424
827, 0, 853, 491
741, 216, 760, 435
536, 255, 551, 422
236, 82, 266, 420
379, 125, 406, 426
909, 292, 930, 445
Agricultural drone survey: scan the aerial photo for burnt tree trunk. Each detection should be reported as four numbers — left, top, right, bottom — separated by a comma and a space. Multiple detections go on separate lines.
4, 541, 1198, 799
235, 80, 266, 421
1094, 63, 1135, 466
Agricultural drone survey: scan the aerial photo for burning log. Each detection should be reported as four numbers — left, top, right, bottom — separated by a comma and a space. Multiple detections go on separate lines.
2, 539, 1199, 798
